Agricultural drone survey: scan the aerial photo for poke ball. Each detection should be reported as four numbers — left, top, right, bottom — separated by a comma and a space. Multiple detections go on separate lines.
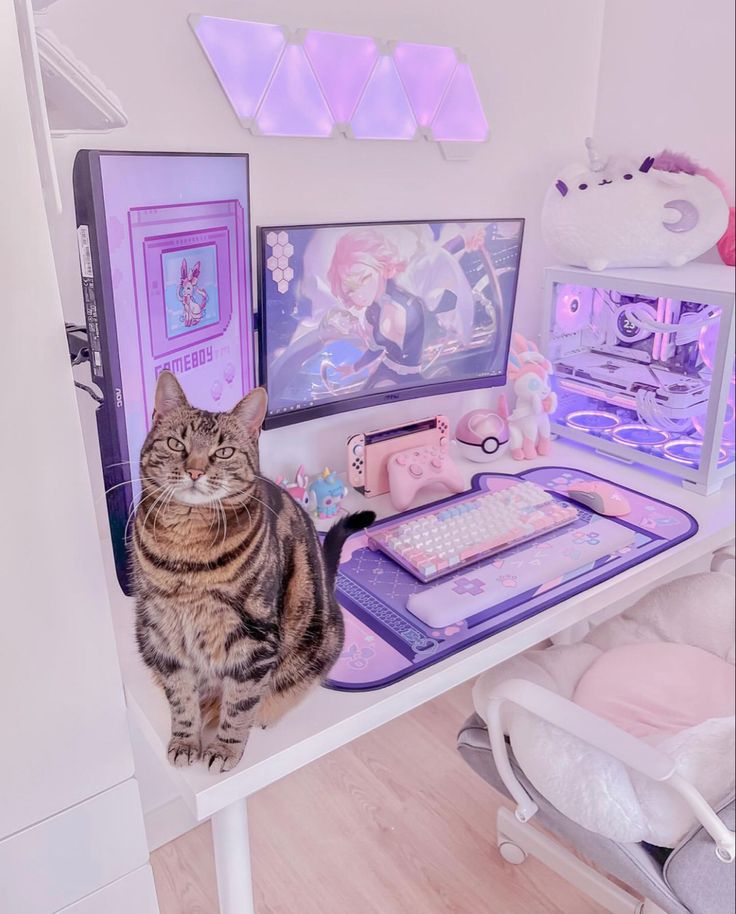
211, 380, 223, 402
223, 362, 235, 384
455, 409, 509, 463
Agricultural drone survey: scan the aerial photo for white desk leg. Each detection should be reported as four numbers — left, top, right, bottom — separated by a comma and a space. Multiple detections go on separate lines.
212, 799, 255, 914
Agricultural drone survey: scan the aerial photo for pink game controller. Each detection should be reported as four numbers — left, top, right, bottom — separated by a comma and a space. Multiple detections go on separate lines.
387, 445, 465, 511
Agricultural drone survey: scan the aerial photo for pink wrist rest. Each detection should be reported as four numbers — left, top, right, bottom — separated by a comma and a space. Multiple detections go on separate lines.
573, 642, 735, 740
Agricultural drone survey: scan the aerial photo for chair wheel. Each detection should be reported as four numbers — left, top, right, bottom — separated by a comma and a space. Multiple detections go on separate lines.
499, 840, 527, 865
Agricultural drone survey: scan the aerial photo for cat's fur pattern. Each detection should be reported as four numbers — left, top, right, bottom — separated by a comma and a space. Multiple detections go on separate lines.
132, 371, 374, 773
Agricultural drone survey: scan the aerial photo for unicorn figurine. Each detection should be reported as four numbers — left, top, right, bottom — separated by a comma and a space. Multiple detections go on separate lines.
275, 465, 310, 511
309, 468, 347, 519
506, 333, 557, 460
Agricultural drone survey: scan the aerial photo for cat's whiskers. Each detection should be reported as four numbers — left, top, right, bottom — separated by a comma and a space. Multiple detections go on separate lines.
152, 485, 178, 543
103, 459, 134, 470
99, 477, 151, 501
142, 483, 175, 536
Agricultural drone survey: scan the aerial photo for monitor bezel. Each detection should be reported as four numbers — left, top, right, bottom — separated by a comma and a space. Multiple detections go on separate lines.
256, 217, 525, 429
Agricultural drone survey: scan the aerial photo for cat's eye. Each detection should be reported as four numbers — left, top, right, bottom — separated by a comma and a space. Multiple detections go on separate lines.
167, 437, 185, 452
578, 183, 588, 190
623, 173, 633, 180
215, 446, 235, 459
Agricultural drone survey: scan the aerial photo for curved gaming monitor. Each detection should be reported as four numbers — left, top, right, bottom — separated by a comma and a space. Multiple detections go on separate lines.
257, 218, 524, 428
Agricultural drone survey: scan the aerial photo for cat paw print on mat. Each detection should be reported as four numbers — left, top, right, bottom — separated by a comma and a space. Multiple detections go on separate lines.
498, 574, 518, 588
341, 643, 375, 670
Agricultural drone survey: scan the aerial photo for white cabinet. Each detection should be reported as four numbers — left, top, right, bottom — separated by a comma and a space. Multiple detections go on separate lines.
0, 2, 158, 911
58, 866, 158, 914
0, 781, 149, 914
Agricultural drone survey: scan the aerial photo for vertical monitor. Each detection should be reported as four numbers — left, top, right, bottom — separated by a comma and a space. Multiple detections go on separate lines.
73, 151, 254, 591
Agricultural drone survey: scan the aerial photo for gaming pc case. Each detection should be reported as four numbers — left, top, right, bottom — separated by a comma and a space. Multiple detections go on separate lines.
542, 263, 735, 494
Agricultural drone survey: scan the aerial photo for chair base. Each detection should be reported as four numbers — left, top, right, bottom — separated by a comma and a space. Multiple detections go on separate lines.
496, 807, 668, 914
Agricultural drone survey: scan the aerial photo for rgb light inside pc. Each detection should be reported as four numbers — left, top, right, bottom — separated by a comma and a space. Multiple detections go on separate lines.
258, 219, 524, 427
544, 267, 735, 492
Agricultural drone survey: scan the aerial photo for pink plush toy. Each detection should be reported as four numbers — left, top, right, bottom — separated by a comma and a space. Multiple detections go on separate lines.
274, 465, 310, 510
506, 333, 557, 460
718, 207, 735, 266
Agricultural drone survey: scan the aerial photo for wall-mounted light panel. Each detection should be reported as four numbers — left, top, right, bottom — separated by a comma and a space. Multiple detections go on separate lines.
190, 15, 489, 158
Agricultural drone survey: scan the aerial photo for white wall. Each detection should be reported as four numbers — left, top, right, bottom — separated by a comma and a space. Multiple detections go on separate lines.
595, 0, 735, 200
42, 0, 604, 482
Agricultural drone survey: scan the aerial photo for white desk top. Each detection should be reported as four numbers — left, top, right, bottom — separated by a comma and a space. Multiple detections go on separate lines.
117, 440, 735, 821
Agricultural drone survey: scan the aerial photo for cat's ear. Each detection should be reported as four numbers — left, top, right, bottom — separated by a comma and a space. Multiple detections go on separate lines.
153, 370, 189, 422
180, 259, 188, 280
232, 387, 268, 435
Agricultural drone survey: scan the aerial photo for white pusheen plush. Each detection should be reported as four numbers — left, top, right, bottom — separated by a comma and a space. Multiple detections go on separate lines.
542, 143, 730, 271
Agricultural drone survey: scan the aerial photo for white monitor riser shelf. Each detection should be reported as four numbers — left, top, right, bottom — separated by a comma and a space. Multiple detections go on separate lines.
105, 439, 735, 914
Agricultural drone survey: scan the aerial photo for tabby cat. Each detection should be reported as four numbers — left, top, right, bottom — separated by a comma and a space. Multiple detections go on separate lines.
132, 371, 374, 773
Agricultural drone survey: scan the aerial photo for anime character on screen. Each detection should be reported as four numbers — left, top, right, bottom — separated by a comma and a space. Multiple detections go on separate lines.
178, 258, 208, 327
265, 222, 518, 409
323, 229, 458, 391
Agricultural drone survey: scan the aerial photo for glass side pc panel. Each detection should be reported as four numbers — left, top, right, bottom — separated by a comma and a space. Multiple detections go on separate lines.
548, 282, 735, 471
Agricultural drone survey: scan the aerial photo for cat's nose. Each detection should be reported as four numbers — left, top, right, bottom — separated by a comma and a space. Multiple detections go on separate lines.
186, 468, 205, 481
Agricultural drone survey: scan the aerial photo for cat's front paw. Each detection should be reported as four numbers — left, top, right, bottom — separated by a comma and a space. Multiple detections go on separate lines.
202, 737, 246, 773
167, 735, 201, 767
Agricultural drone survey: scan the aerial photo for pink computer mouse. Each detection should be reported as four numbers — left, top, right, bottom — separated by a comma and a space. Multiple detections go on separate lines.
565, 480, 631, 517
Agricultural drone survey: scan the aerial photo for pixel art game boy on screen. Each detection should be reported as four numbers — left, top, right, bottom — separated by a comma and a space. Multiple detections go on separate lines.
73, 151, 254, 591
258, 219, 524, 428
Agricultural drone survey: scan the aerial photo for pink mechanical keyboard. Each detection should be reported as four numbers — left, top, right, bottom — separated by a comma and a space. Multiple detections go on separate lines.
366, 481, 579, 583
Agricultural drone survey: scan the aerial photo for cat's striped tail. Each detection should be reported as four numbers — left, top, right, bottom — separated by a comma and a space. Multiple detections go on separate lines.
322, 511, 376, 584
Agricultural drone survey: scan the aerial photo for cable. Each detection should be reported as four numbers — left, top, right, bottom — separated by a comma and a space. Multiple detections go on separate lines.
635, 389, 694, 433
623, 304, 720, 345
74, 380, 104, 405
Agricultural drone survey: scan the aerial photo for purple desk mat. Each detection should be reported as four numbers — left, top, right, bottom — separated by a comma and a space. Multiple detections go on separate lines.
324, 466, 697, 691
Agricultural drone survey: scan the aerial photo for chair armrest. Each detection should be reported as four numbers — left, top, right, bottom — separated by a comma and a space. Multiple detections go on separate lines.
485, 679, 735, 862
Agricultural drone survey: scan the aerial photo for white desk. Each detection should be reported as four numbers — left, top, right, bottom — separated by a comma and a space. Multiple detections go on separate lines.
119, 440, 735, 914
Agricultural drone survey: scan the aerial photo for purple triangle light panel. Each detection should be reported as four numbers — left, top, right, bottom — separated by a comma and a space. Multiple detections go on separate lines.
192, 16, 286, 120
190, 16, 489, 146
256, 44, 334, 137
394, 42, 458, 127
431, 63, 489, 142
304, 30, 379, 124
350, 55, 417, 140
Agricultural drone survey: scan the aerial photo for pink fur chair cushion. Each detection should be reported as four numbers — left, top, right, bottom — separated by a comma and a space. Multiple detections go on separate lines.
573, 642, 735, 739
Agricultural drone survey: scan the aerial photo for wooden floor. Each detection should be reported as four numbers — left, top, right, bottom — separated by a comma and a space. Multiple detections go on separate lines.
151, 680, 606, 914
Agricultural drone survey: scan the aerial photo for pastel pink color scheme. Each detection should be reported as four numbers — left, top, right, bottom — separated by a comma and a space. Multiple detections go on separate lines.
653, 149, 732, 204
350, 55, 417, 140
506, 333, 557, 460
455, 398, 509, 462
718, 206, 736, 266
275, 465, 310, 509
393, 42, 457, 127
565, 480, 631, 517
387, 444, 465, 512
256, 44, 334, 137
327, 228, 406, 302
573, 642, 736, 740
430, 62, 489, 142
304, 31, 378, 123
193, 17, 285, 119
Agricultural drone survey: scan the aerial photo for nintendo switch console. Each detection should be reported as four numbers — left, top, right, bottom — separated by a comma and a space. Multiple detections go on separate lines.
347, 415, 450, 497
